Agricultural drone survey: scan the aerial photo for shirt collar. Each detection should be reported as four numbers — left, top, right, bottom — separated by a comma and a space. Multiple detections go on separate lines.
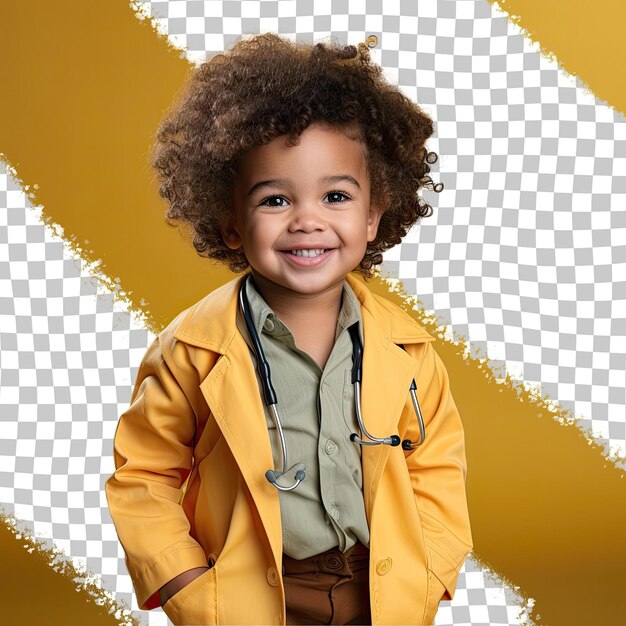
238, 275, 277, 338
238, 276, 363, 342
337, 278, 364, 344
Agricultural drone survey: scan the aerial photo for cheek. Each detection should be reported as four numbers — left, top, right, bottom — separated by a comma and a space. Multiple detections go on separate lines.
243, 224, 274, 254
344, 221, 371, 244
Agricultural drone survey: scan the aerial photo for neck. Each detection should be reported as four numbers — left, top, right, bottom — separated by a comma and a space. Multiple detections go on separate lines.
249, 271, 344, 325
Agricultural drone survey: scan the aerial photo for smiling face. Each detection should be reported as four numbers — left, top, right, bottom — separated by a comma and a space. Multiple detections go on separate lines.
221, 122, 383, 304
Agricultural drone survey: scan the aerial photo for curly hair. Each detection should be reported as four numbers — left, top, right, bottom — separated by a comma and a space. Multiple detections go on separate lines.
151, 32, 443, 279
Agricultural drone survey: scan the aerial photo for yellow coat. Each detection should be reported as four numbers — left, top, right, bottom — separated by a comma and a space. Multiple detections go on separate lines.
105, 271, 473, 625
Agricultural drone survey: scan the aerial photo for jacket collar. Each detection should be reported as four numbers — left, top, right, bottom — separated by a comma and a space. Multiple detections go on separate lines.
173, 271, 434, 352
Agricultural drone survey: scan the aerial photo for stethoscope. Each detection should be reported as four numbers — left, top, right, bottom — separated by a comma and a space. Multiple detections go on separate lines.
239, 273, 426, 492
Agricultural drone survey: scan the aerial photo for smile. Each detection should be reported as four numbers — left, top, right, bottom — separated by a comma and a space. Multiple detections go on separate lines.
277, 249, 335, 267
289, 248, 326, 257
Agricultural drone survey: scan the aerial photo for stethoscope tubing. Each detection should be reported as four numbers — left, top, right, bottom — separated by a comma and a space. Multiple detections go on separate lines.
239, 274, 425, 491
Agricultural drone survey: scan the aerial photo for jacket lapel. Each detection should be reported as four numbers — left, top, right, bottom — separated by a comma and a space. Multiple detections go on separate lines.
346, 274, 436, 520
173, 272, 435, 563
173, 274, 283, 568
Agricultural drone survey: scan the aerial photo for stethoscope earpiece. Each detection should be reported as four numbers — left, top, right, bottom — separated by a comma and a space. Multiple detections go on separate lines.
239, 274, 426, 492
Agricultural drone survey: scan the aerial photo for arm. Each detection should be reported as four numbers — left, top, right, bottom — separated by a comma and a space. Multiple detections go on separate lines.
404, 342, 473, 601
105, 334, 209, 610
159, 567, 210, 605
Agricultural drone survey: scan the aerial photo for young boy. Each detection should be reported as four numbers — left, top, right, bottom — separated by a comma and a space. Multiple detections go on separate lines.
106, 33, 472, 625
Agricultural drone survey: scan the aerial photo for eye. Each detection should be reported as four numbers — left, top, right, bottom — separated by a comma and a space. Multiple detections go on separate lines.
259, 195, 288, 208
326, 191, 351, 203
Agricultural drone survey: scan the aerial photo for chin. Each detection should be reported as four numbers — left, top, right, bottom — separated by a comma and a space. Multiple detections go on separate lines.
291, 278, 345, 293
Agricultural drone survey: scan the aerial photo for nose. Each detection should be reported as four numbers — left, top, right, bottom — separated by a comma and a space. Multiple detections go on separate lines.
287, 203, 327, 233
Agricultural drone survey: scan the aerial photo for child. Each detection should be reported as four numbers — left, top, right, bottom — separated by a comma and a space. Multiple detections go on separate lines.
106, 32, 472, 625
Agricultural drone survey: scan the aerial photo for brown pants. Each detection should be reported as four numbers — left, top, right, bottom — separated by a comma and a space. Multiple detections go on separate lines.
282, 541, 371, 625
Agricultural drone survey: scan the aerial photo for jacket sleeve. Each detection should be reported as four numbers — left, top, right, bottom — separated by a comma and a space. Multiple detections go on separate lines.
105, 333, 209, 610
404, 341, 473, 602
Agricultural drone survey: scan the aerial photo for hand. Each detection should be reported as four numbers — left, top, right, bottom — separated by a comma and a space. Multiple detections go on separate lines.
159, 566, 210, 606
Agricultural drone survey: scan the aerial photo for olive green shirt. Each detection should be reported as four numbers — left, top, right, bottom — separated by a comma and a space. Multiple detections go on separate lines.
235, 276, 371, 559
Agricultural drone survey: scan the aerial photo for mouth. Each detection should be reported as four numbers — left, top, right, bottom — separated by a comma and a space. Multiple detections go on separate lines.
279, 248, 334, 258
277, 248, 336, 266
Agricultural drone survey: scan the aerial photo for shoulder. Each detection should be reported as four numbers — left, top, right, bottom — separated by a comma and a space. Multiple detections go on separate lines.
370, 290, 417, 321
159, 275, 249, 382
160, 274, 243, 351
160, 305, 197, 345
355, 279, 435, 344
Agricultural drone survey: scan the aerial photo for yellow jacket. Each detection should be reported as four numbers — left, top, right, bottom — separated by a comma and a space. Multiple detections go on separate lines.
105, 271, 473, 625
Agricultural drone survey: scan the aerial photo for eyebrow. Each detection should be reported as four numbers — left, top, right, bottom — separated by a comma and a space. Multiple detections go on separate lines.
246, 175, 361, 197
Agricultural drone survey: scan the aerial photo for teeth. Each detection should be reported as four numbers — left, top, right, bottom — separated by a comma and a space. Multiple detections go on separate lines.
290, 249, 325, 257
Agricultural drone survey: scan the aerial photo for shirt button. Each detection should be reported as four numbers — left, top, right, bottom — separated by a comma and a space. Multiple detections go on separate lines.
266, 566, 279, 586
375, 558, 392, 576
325, 439, 337, 455
330, 505, 340, 520
263, 318, 275, 332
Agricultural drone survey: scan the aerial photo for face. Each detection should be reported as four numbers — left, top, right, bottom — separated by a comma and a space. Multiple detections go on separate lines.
221, 122, 383, 302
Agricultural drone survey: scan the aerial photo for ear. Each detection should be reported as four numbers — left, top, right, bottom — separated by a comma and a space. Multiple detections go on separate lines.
366, 203, 384, 243
219, 215, 243, 251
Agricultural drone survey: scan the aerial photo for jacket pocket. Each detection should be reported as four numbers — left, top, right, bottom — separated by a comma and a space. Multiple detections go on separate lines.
421, 568, 446, 625
162, 564, 218, 626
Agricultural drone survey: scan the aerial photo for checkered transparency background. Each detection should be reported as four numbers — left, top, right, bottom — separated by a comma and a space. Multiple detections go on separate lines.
1, 1, 625, 624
